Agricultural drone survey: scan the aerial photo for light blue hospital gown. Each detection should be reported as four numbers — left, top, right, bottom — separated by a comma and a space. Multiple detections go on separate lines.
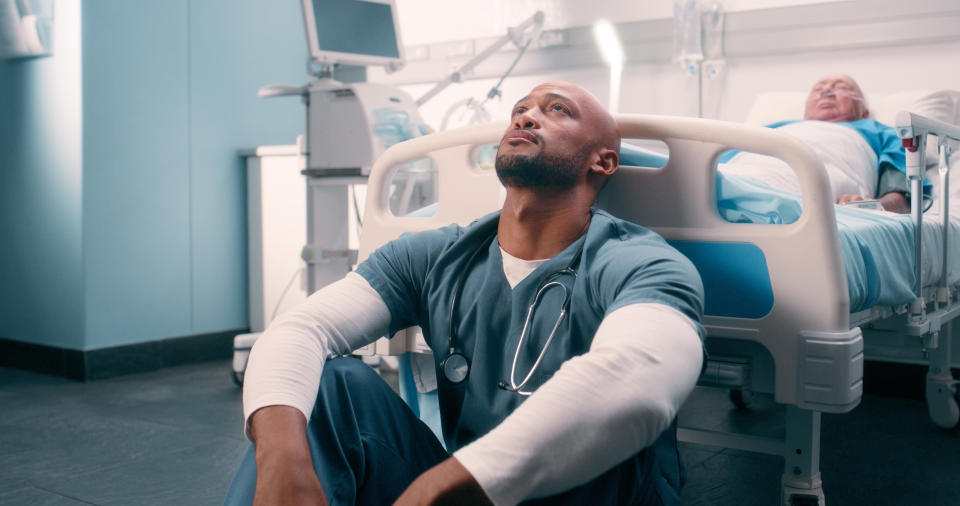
720, 118, 931, 197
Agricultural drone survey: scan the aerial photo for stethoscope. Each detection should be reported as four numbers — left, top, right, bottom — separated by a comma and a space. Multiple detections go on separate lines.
439, 228, 586, 397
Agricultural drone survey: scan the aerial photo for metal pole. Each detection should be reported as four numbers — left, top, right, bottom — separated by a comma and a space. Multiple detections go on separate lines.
940, 142, 950, 306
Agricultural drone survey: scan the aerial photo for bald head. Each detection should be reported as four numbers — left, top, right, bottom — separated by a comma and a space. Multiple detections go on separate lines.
536, 81, 621, 153
495, 81, 621, 190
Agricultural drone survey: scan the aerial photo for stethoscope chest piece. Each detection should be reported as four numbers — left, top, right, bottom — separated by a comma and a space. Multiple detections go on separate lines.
441, 351, 470, 384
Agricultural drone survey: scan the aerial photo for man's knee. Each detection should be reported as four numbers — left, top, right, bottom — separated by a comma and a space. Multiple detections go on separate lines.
315, 357, 392, 413
321, 356, 381, 387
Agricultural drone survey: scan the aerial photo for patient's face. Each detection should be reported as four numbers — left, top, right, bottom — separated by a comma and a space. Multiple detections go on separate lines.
495, 81, 610, 188
803, 74, 869, 123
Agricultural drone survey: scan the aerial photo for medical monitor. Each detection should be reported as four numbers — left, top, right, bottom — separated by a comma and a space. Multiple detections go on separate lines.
302, 0, 405, 68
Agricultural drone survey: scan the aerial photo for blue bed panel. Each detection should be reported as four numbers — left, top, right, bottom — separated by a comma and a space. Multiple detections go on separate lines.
669, 241, 775, 319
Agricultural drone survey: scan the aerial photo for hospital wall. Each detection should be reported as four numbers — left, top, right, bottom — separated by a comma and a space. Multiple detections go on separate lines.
0, 0, 83, 350
80, 0, 306, 350
1, 0, 307, 375
403, 41, 960, 129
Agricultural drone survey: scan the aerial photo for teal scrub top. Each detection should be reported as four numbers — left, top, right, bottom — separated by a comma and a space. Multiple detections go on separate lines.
357, 209, 704, 504
356, 209, 704, 450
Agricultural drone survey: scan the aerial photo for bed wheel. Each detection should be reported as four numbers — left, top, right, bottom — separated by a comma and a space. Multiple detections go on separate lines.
729, 388, 755, 411
926, 377, 959, 430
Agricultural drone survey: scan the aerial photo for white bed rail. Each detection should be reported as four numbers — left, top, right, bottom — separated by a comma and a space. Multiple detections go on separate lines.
894, 111, 960, 430
895, 111, 959, 311
359, 115, 862, 411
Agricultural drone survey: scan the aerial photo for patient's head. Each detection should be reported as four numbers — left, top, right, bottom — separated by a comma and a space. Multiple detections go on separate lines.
495, 81, 620, 190
803, 74, 869, 123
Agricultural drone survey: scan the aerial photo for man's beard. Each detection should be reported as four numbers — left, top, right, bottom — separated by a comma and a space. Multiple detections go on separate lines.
494, 143, 594, 189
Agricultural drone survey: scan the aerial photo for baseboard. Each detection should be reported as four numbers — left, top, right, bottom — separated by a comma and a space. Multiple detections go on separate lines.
0, 329, 246, 381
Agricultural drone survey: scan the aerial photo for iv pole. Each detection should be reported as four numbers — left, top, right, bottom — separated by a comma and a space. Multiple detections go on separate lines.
416, 11, 545, 108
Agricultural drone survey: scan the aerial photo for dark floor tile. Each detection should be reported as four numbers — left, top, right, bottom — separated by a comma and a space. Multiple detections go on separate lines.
0, 486, 93, 505
4, 359, 960, 506
41, 438, 249, 506
679, 387, 785, 439
0, 410, 232, 483
681, 448, 782, 506
678, 443, 722, 470
0, 367, 73, 391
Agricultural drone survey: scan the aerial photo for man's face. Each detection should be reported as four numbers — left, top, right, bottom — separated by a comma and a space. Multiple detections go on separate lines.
803, 74, 868, 123
495, 82, 600, 188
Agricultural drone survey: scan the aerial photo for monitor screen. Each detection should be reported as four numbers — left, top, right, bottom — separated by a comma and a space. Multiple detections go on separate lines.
304, 0, 403, 67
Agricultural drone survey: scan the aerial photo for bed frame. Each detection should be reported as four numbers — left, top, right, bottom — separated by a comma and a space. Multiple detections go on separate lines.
356, 114, 960, 506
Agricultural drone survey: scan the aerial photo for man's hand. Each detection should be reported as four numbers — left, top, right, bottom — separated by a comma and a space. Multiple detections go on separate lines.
878, 191, 909, 214
250, 406, 327, 506
394, 457, 492, 506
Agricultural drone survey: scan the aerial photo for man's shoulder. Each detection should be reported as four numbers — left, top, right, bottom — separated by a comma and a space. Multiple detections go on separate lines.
589, 210, 705, 318
360, 211, 500, 277
590, 210, 686, 260
391, 211, 499, 250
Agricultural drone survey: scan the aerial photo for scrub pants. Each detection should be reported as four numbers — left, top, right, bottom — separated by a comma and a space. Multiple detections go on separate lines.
223, 357, 679, 505
223, 357, 449, 506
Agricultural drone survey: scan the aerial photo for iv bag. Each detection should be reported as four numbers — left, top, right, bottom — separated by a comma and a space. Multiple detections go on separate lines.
701, 0, 725, 80
673, 0, 702, 75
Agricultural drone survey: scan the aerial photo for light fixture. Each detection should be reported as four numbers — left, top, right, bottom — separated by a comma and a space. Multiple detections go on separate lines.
593, 19, 624, 114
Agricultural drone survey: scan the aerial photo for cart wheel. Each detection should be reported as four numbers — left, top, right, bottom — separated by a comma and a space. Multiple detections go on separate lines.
729, 388, 755, 411
232, 370, 244, 387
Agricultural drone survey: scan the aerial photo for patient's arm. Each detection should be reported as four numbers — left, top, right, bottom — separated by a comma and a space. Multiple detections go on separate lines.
876, 163, 911, 213
878, 191, 909, 213
452, 303, 703, 505
836, 192, 909, 213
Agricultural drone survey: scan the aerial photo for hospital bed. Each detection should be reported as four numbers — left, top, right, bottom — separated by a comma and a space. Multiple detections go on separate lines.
355, 95, 960, 506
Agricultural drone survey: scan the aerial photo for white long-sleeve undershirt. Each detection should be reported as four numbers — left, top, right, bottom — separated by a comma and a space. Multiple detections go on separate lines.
243, 272, 703, 505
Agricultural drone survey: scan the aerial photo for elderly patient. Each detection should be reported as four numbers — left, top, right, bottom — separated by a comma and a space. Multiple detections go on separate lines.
224, 81, 705, 505
720, 73, 915, 213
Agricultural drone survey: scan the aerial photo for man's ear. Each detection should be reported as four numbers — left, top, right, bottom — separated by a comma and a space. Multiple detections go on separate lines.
591, 148, 619, 177
860, 107, 871, 120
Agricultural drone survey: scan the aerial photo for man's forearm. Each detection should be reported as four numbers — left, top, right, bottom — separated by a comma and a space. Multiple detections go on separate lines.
251, 406, 313, 465
249, 406, 328, 506
453, 303, 703, 505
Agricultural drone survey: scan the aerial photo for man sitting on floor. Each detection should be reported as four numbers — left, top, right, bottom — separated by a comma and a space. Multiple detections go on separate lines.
224, 81, 706, 506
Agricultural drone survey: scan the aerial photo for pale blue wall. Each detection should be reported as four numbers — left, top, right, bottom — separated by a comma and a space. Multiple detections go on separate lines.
187, 1, 308, 334
81, 0, 307, 349
81, 0, 194, 348
0, 0, 85, 349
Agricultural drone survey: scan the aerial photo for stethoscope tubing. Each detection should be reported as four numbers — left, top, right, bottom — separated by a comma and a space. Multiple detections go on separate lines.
444, 224, 586, 393
503, 276, 574, 396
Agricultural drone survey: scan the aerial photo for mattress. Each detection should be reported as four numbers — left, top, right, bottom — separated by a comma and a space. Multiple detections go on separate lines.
622, 143, 960, 314
716, 171, 960, 313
